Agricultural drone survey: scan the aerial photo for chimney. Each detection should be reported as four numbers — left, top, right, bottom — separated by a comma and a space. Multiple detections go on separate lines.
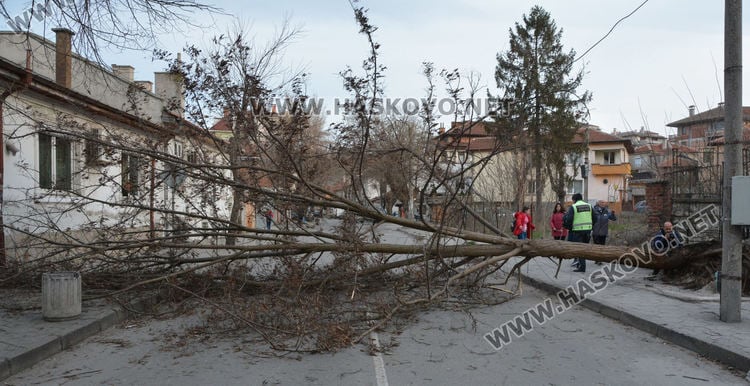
223, 107, 231, 118
112, 65, 135, 82
438, 124, 445, 135
154, 71, 185, 117
134, 80, 153, 93
52, 28, 74, 88
688, 105, 696, 116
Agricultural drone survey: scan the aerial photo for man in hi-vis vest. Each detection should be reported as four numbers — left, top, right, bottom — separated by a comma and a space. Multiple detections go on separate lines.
564, 193, 593, 272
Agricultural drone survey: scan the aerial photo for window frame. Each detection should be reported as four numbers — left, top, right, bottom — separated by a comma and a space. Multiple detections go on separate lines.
38, 132, 73, 191
603, 151, 616, 165
121, 152, 143, 197
567, 179, 583, 195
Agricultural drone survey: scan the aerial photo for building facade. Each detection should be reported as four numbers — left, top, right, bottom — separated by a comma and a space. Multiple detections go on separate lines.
1, 29, 231, 257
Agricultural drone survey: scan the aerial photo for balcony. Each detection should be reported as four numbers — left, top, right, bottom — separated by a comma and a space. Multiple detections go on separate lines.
591, 163, 631, 176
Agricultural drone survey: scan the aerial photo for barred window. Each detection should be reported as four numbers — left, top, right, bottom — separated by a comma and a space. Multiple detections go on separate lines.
121, 153, 142, 197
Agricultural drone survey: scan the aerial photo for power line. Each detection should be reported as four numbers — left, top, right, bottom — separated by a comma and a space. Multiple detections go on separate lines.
573, 0, 650, 63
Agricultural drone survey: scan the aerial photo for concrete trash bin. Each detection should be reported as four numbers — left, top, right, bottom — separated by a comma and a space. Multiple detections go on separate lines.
42, 272, 82, 321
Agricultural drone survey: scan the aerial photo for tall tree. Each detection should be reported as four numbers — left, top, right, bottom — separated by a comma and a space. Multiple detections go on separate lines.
173, 23, 306, 244
495, 6, 590, 213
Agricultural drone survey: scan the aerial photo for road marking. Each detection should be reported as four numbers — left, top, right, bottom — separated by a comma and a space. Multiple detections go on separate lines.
370, 331, 389, 386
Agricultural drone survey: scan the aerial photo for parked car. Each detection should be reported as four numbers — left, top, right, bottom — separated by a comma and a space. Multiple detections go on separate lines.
635, 200, 648, 213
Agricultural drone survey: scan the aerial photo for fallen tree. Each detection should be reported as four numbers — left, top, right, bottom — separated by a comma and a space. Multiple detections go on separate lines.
3, 4, 744, 354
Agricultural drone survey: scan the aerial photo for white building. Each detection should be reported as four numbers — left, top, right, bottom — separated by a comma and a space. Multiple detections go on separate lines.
0, 29, 232, 255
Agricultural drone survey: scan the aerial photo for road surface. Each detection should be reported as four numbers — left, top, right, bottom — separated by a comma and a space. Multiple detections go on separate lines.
5, 285, 746, 385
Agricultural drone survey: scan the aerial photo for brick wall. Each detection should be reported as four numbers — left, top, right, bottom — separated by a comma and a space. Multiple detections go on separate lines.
645, 180, 672, 233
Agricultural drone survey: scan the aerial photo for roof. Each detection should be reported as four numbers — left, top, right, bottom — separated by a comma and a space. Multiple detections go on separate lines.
573, 127, 635, 153
617, 129, 665, 140
658, 156, 701, 168
666, 105, 750, 128
633, 143, 696, 155
436, 125, 523, 153
209, 117, 233, 132
443, 121, 493, 137
465, 137, 498, 152
707, 126, 750, 146
0, 56, 169, 138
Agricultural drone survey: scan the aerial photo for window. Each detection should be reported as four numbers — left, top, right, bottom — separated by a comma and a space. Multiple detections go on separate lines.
567, 180, 583, 194
603, 151, 616, 165
121, 153, 142, 197
39, 133, 72, 190
84, 129, 103, 166
565, 153, 582, 165
633, 156, 643, 168
172, 141, 184, 159
525, 177, 538, 194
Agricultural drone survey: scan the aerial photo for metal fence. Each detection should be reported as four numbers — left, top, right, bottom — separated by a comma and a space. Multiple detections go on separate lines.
669, 148, 723, 202
436, 200, 558, 236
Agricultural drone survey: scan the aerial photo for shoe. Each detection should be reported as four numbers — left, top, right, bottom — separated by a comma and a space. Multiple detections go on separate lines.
573, 268, 586, 272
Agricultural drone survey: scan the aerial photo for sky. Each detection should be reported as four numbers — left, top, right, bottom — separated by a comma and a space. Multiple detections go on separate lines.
5, 0, 749, 137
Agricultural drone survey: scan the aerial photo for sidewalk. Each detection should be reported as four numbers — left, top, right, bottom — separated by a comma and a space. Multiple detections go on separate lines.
0, 291, 155, 381
519, 257, 750, 373
393, 225, 750, 374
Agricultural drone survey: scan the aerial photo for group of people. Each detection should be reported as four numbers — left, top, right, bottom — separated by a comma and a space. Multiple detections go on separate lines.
512, 193, 617, 273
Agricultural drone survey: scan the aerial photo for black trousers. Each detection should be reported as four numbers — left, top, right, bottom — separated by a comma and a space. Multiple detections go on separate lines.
568, 231, 591, 270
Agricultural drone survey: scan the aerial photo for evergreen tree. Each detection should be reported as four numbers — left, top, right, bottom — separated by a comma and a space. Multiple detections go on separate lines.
495, 6, 590, 210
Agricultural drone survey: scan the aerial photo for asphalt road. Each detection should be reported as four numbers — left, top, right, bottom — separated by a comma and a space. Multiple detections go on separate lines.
4, 284, 747, 386
5, 220, 748, 385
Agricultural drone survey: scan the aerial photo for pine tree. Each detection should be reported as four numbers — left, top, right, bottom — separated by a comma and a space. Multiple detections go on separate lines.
495, 6, 590, 211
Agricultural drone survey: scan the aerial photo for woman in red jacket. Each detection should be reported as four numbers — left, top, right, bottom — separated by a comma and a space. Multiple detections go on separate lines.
513, 206, 535, 240
549, 202, 568, 240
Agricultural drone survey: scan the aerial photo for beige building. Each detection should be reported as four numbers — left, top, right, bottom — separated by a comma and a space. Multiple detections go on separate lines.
437, 122, 632, 211
573, 126, 634, 212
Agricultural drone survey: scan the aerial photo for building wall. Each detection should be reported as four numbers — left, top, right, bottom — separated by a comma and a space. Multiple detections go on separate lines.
469, 149, 556, 205
0, 32, 164, 122
644, 180, 672, 233
1, 34, 232, 245
585, 143, 630, 205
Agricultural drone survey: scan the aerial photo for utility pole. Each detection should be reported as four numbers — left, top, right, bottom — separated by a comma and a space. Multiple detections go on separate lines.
720, 0, 742, 323
582, 127, 590, 201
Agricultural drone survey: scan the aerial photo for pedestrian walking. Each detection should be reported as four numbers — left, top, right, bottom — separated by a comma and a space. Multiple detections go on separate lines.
550, 202, 568, 241
264, 209, 273, 230
564, 193, 593, 272
592, 200, 617, 265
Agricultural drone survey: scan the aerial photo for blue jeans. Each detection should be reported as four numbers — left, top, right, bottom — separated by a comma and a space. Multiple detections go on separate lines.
517, 232, 527, 240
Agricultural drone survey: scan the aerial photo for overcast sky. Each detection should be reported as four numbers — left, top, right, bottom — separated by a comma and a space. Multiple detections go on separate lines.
8, 0, 749, 137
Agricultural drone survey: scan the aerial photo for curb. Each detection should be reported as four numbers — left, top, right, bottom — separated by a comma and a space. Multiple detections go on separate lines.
1, 294, 159, 381
522, 275, 750, 373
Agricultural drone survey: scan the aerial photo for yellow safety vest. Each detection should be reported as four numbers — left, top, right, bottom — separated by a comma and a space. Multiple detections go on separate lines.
572, 200, 593, 231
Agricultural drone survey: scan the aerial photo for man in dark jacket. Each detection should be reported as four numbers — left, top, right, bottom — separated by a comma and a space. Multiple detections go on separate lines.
650, 221, 684, 275
592, 200, 617, 265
